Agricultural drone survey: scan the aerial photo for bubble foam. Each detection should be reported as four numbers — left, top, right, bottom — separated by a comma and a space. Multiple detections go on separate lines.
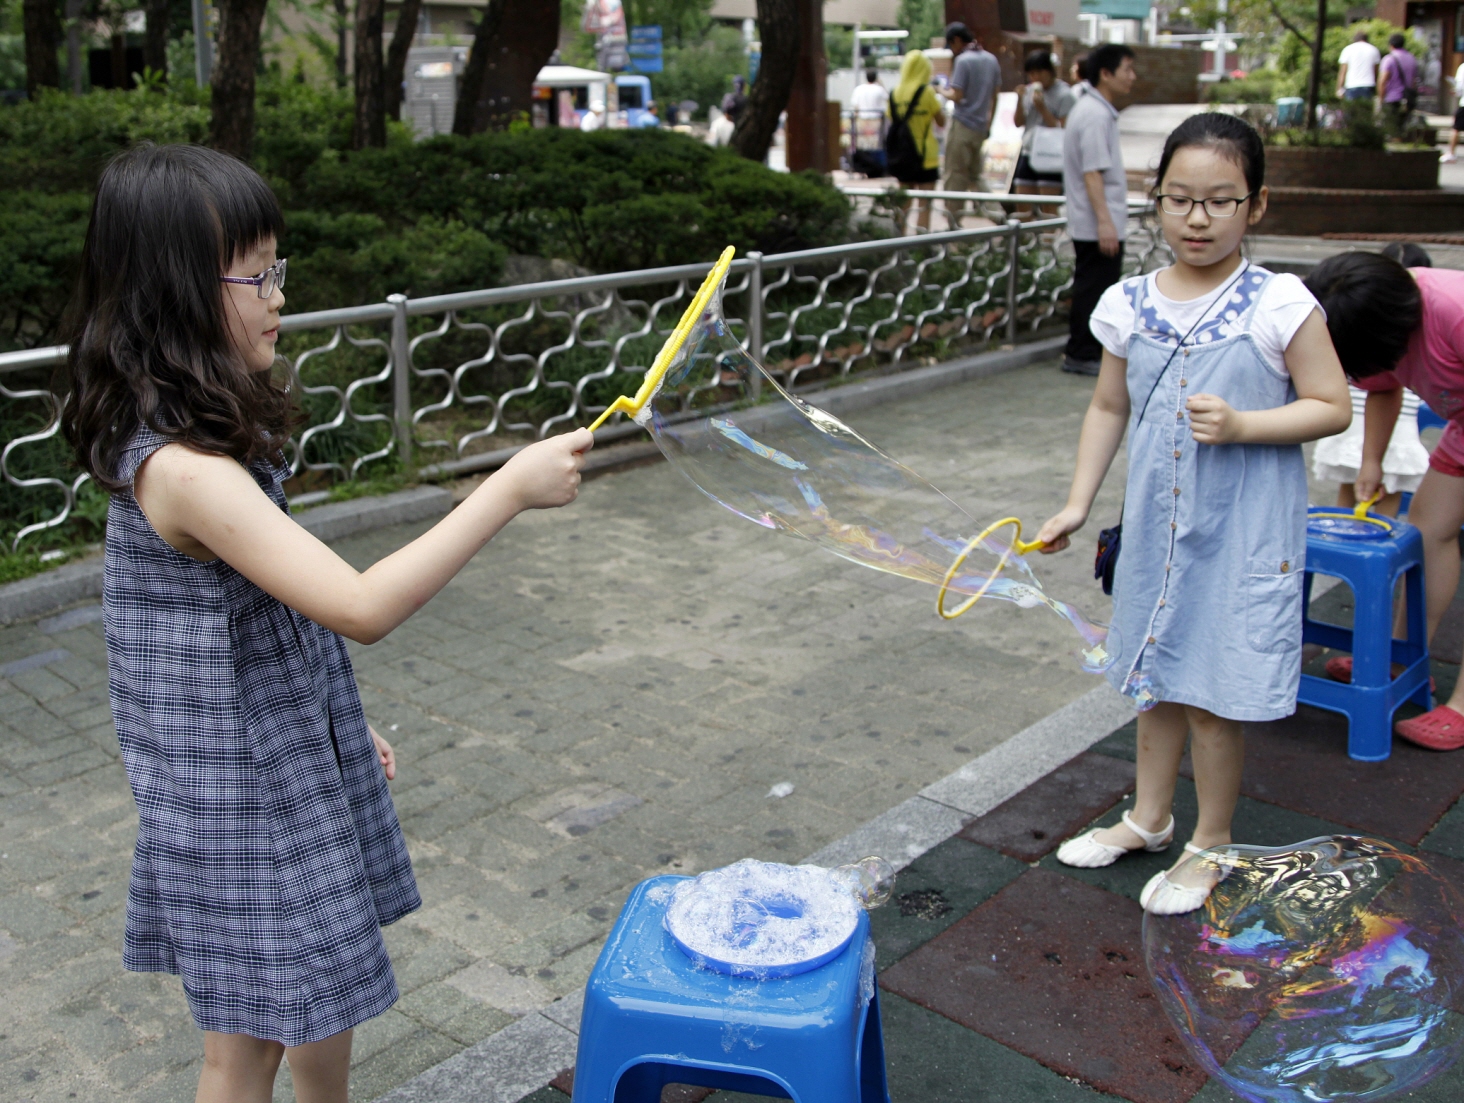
665, 859, 861, 979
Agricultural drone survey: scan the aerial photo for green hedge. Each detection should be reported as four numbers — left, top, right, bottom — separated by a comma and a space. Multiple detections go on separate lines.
0, 78, 854, 346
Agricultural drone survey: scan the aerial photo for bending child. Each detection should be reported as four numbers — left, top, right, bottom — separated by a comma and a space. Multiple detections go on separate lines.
1306, 251, 1464, 750
1037, 115, 1351, 914
62, 145, 592, 1102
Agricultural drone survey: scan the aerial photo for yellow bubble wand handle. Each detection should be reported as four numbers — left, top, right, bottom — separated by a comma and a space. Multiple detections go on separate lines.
937, 517, 1046, 620
587, 245, 737, 432
1354, 488, 1383, 521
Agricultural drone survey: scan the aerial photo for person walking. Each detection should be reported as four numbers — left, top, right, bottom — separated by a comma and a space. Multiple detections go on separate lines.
887, 49, 944, 232
1061, 43, 1136, 376
1013, 50, 1076, 212
849, 69, 890, 177
1379, 33, 1419, 130
1336, 29, 1381, 102
938, 21, 1001, 222
1445, 58, 1464, 162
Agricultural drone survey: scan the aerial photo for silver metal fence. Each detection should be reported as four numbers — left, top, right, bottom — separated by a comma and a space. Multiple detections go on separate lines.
0, 198, 1167, 550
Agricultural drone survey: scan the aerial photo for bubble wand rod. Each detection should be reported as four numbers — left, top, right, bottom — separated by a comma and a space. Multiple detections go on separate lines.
587, 246, 737, 433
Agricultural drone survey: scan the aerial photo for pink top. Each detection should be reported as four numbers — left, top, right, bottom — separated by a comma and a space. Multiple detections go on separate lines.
1354, 267, 1464, 421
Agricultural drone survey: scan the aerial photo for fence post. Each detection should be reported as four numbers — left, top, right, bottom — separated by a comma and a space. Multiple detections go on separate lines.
388, 294, 412, 471
747, 251, 764, 401
1005, 219, 1021, 342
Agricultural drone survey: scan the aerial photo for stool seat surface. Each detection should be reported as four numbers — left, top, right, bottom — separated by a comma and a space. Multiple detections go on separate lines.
589, 876, 872, 1027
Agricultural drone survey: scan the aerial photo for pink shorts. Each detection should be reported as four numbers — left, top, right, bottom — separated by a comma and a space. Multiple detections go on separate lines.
1430, 419, 1464, 478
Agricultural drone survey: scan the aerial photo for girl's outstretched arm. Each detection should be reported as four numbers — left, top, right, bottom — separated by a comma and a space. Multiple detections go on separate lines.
1185, 310, 1351, 446
1036, 349, 1131, 553
133, 429, 593, 644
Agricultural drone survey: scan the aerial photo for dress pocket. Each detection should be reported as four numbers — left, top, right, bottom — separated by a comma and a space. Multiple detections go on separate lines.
1245, 555, 1304, 654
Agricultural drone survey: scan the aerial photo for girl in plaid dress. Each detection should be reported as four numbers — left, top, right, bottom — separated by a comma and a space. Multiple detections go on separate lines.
59, 145, 592, 1101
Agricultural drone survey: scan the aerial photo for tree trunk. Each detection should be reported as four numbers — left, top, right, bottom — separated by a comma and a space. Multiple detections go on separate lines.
111, 27, 128, 88
730, 0, 800, 162
334, 0, 349, 87
209, 0, 269, 160
453, 0, 558, 135
384, 0, 422, 121
353, 0, 387, 148
144, 0, 169, 77
1305, 0, 1326, 128
22, 0, 62, 97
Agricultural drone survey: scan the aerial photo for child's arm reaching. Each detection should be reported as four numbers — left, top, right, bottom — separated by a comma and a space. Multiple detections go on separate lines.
1184, 310, 1351, 446
1036, 348, 1131, 553
1353, 387, 1405, 503
133, 429, 594, 644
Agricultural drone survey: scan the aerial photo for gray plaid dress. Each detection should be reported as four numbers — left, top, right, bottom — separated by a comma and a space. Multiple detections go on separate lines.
104, 427, 420, 1046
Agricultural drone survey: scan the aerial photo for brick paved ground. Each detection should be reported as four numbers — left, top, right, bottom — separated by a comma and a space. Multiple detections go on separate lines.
0, 359, 1131, 1102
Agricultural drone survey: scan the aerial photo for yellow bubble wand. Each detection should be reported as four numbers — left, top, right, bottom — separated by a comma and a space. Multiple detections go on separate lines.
588, 245, 737, 433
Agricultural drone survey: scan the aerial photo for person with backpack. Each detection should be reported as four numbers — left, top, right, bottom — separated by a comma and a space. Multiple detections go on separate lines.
886, 49, 944, 233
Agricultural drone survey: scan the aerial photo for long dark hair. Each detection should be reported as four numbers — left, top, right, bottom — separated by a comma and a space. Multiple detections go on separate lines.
59, 143, 293, 492
1154, 112, 1265, 198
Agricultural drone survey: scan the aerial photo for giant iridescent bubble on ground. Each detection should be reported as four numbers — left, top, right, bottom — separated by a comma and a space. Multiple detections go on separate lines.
589, 247, 1118, 674
1144, 836, 1464, 1102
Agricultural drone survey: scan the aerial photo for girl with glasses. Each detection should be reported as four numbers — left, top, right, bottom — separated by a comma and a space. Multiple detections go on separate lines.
58, 144, 592, 1102
1034, 114, 1351, 913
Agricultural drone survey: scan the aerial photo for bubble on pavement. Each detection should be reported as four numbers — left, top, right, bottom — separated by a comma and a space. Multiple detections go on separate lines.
1144, 836, 1464, 1103
766, 781, 795, 799
830, 855, 896, 910
631, 279, 1118, 674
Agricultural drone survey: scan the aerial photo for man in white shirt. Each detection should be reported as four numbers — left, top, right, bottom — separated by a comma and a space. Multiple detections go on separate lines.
848, 70, 890, 177
579, 103, 606, 131
1060, 43, 1136, 376
1337, 30, 1381, 101
1447, 61, 1464, 163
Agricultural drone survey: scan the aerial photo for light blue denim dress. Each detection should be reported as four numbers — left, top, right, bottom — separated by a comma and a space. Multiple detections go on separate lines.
1105, 267, 1307, 721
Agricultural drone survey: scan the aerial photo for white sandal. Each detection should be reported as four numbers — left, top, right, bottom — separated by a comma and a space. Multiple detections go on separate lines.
1054, 810, 1174, 869
1141, 842, 1233, 915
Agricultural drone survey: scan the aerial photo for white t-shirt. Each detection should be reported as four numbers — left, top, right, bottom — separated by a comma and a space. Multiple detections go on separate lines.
1339, 40, 1382, 88
1089, 268, 1321, 374
1453, 62, 1464, 99
849, 81, 889, 116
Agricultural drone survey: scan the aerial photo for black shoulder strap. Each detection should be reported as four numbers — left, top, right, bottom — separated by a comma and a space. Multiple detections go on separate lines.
900, 84, 925, 126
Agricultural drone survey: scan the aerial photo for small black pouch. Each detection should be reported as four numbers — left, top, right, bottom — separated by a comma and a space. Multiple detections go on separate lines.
1095, 523, 1121, 596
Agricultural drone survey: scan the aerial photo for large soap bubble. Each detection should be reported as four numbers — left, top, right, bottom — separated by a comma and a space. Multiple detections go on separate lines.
1144, 836, 1464, 1102
589, 247, 1118, 674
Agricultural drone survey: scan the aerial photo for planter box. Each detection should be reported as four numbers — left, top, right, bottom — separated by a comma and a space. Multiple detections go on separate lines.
1256, 186, 1464, 236
1264, 146, 1439, 190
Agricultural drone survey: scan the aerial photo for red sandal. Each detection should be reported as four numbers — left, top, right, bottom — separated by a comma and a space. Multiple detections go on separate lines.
1396, 707, 1464, 751
1323, 656, 1435, 692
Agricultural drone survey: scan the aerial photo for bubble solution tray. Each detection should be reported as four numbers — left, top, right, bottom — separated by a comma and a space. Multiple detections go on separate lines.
1307, 508, 1394, 542
663, 859, 859, 979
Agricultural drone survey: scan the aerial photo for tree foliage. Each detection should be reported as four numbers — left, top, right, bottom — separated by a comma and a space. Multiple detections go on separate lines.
1209, 18, 1426, 105
0, 79, 854, 348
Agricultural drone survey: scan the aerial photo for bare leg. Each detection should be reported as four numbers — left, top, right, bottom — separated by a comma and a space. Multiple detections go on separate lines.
286, 1029, 353, 1103
1090, 701, 1188, 849
1408, 468, 1464, 710
1012, 181, 1038, 221
915, 182, 934, 232
197, 1032, 285, 1103
1184, 706, 1243, 851
1037, 182, 1063, 219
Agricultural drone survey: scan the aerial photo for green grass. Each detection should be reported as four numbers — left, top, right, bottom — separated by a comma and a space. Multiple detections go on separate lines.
0, 546, 90, 586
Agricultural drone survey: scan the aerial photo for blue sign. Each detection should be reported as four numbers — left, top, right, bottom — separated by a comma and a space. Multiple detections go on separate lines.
628, 25, 663, 73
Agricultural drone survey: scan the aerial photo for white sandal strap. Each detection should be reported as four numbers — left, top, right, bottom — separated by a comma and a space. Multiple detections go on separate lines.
1121, 810, 1175, 849
1183, 842, 1206, 856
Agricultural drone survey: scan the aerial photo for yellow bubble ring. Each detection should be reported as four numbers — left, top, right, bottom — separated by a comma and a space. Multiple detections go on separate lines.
937, 517, 1045, 620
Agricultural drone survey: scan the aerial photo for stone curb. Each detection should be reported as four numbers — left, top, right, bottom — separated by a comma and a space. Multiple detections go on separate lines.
376, 681, 1135, 1103
0, 485, 454, 625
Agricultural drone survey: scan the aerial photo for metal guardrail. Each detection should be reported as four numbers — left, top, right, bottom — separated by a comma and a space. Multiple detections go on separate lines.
0, 201, 1168, 550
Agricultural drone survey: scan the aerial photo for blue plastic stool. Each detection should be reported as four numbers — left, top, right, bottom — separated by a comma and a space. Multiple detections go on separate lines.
1299, 507, 1431, 760
571, 875, 890, 1103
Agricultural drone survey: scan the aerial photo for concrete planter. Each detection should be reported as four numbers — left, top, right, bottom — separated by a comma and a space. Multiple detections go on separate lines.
1263, 146, 1439, 190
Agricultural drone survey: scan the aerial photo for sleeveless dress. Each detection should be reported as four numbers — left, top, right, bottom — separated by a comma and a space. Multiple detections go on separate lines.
103, 427, 420, 1046
1105, 268, 1308, 722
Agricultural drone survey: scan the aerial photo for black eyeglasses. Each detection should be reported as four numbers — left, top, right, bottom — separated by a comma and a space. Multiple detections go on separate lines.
221, 258, 287, 298
1156, 194, 1254, 219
